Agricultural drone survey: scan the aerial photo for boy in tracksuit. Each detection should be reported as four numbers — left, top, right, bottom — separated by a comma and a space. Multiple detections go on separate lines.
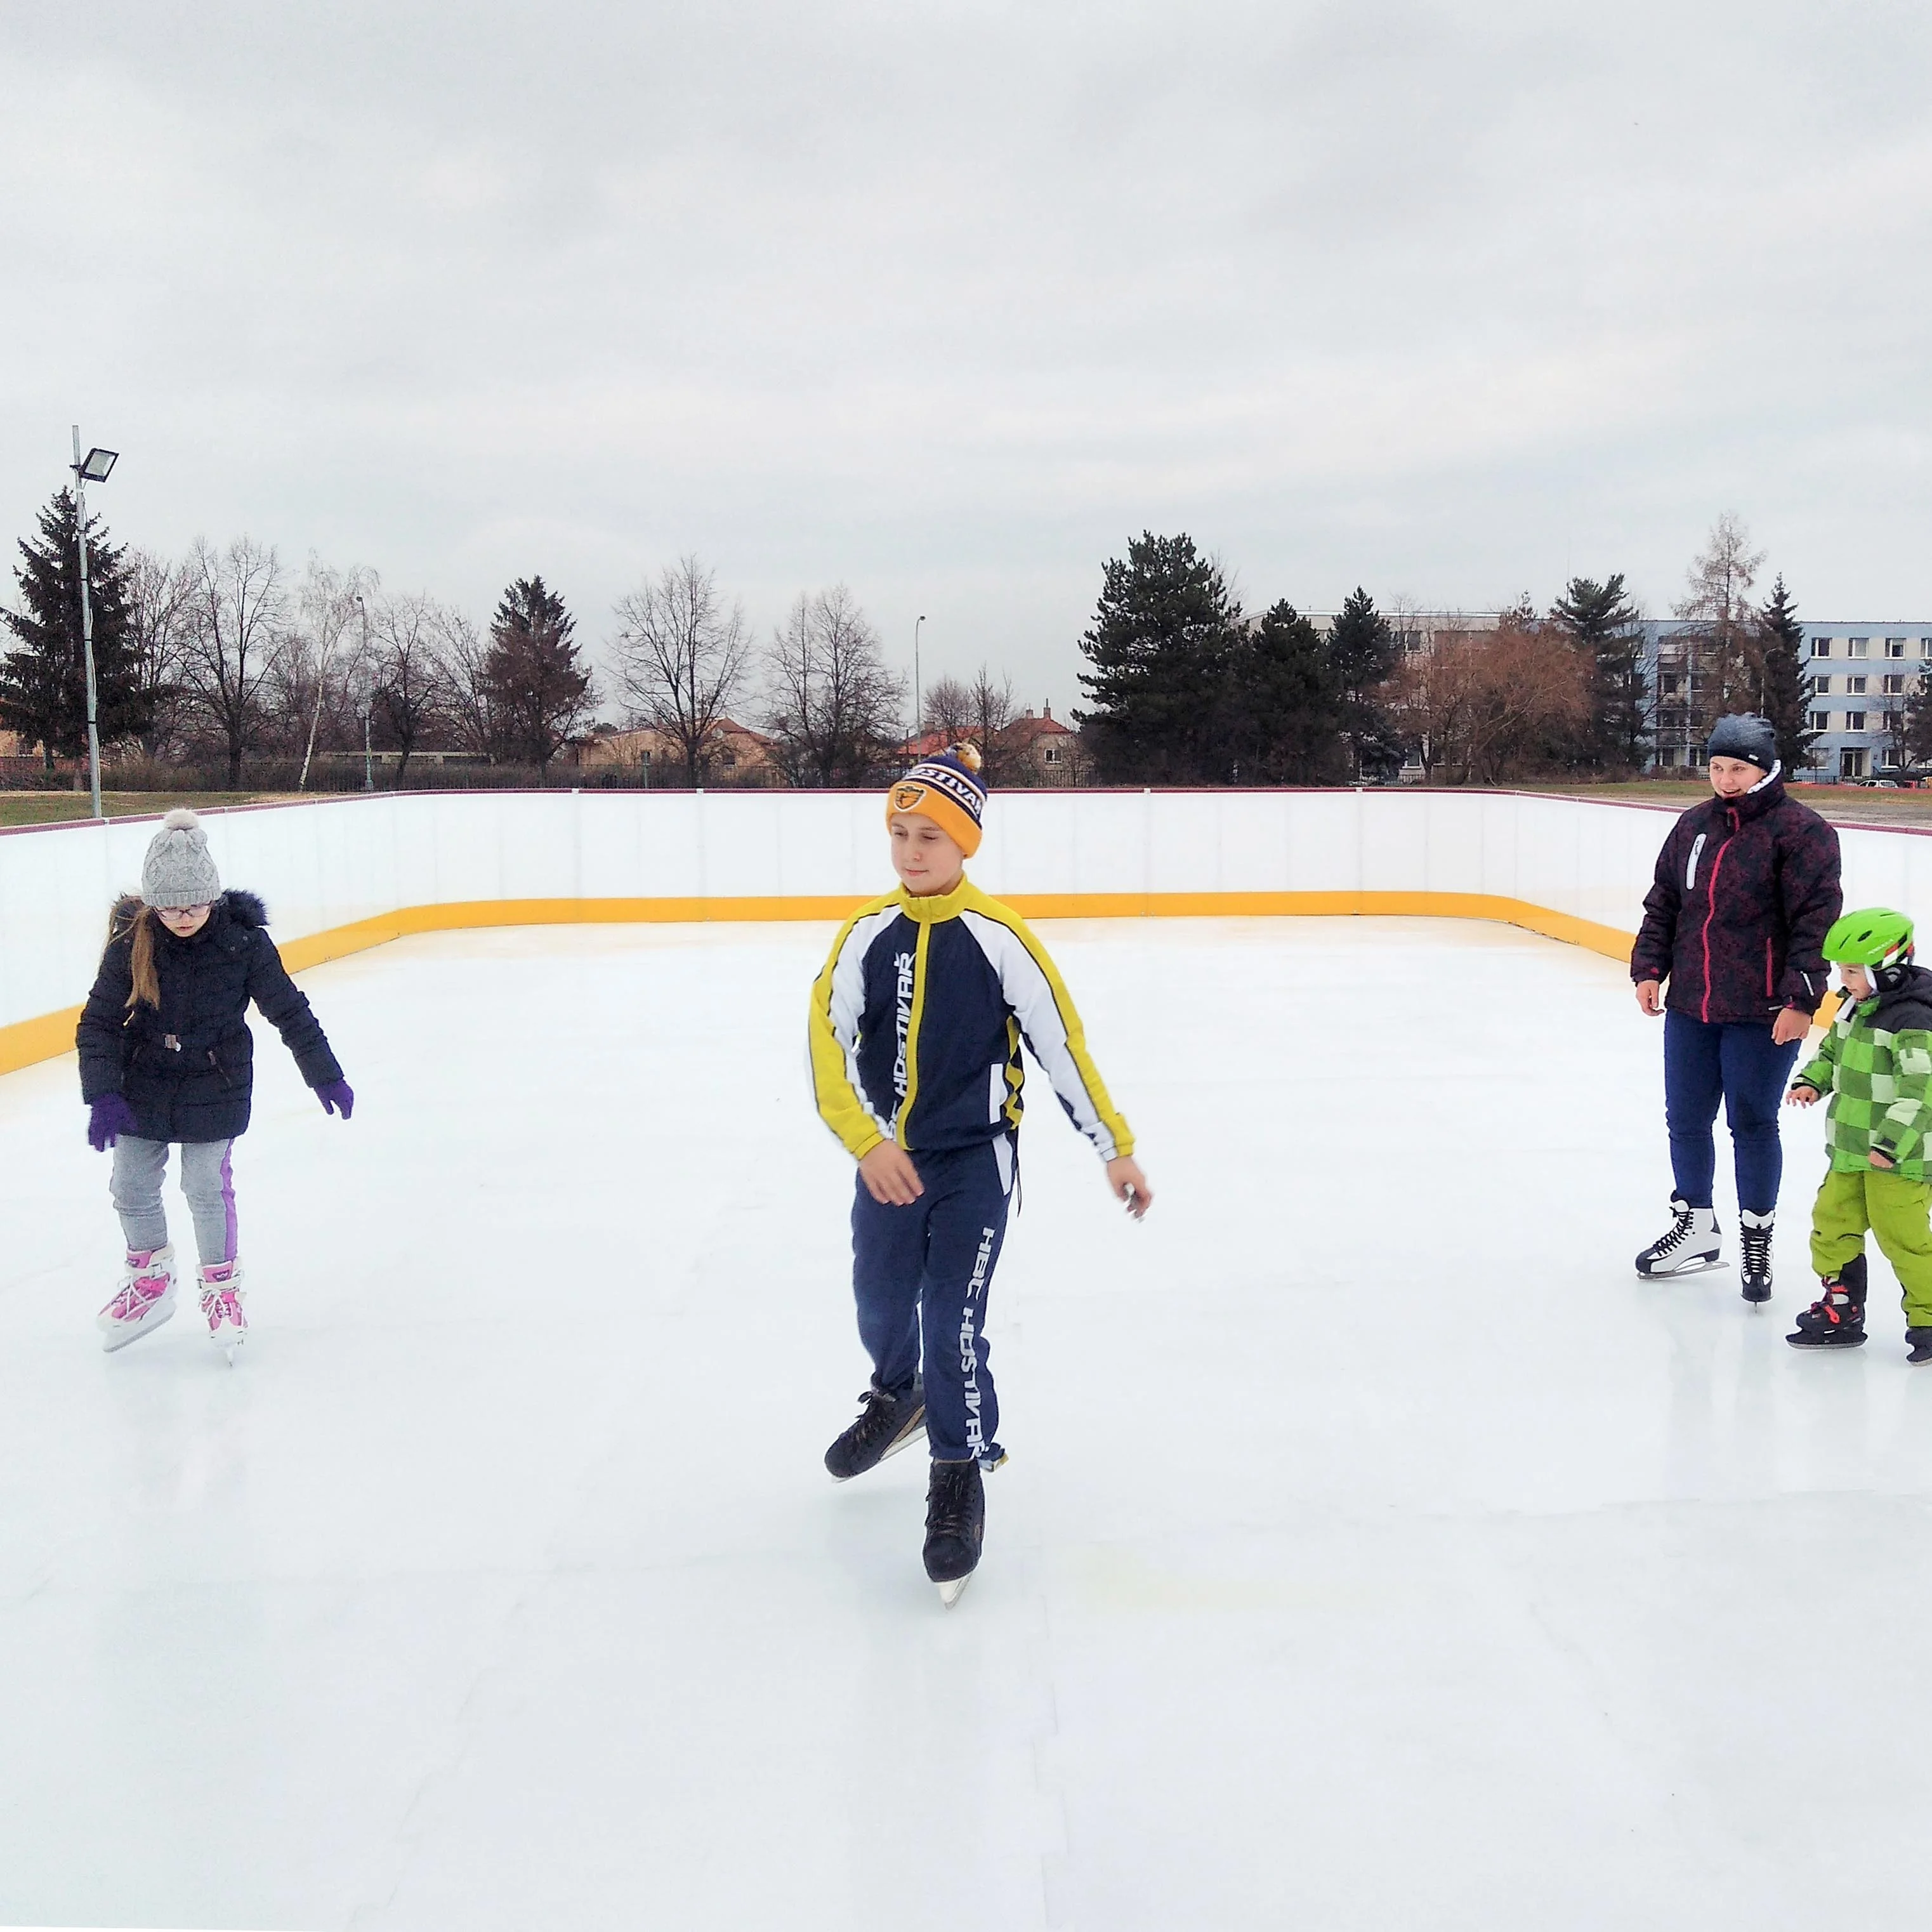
1786, 907, 1932, 1361
808, 743, 1152, 1602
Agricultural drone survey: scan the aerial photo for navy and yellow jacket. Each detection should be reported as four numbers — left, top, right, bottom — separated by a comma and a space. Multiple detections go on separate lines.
810, 876, 1133, 1164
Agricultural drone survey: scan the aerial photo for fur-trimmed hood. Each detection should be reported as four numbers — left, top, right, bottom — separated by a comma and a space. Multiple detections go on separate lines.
109, 888, 268, 943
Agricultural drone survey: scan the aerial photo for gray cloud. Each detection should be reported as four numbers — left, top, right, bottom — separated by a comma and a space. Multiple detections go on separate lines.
3, 0, 1928, 713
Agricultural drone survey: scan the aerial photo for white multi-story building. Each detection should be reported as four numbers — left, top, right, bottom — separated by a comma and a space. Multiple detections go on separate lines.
1645, 622, 1932, 780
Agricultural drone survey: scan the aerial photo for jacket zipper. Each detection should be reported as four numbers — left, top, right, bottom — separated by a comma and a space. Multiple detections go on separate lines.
1698, 821, 1735, 1024
1766, 936, 1775, 999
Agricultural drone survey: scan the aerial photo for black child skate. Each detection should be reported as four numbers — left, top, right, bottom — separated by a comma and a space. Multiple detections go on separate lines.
1787, 1255, 1869, 1350
824, 1379, 926, 1481
1907, 1329, 1932, 1366
923, 1459, 985, 1608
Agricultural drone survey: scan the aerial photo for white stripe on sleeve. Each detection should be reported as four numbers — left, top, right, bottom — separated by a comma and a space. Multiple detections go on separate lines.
959, 909, 1119, 1160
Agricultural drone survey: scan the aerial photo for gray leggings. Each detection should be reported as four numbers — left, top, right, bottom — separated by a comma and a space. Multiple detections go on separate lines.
110, 1136, 237, 1269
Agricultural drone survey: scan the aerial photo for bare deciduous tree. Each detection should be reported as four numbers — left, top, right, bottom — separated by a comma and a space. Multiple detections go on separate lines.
124, 548, 195, 756
761, 585, 905, 786
612, 555, 752, 785
180, 537, 292, 787
435, 605, 496, 758
1674, 512, 1767, 742
920, 676, 973, 742
367, 592, 455, 781
291, 558, 379, 788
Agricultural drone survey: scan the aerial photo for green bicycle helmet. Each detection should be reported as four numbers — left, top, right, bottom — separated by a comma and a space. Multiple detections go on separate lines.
1822, 907, 1916, 968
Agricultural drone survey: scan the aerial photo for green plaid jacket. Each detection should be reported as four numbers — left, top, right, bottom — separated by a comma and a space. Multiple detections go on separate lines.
1794, 966, 1932, 1178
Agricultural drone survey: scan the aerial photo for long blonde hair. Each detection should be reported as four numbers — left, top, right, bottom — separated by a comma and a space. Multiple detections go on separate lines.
105, 898, 161, 1012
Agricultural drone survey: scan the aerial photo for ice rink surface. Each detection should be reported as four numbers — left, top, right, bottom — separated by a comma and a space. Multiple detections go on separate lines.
3, 915, 1929, 1931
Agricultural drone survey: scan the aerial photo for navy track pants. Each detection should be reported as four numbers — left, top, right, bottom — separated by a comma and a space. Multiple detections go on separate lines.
851, 1137, 1014, 1466
1664, 1009, 1803, 1216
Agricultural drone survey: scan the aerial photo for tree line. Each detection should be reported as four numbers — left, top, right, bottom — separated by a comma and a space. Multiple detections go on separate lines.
1072, 517, 1824, 785
4, 485, 1857, 796
0, 492, 924, 789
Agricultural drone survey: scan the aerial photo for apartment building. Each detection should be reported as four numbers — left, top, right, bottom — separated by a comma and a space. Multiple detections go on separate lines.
1645, 622, 1932, 780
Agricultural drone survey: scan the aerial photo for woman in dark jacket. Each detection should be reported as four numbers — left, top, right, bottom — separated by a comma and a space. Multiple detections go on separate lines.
76, 810, 353, 1360
1630, 714, 1842, 1299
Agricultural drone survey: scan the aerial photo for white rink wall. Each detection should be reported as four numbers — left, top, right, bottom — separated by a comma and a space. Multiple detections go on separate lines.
3, 786, 1928, 1048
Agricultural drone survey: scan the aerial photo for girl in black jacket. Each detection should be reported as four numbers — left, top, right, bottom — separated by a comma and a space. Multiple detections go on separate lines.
76, 810, 353, 1359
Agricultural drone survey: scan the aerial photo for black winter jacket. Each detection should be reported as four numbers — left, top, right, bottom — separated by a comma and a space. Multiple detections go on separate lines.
1630, 775, 1843, 1025
76, 890, 343, 1143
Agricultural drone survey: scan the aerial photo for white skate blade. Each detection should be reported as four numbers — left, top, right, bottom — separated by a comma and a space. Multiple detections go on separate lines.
99, 1304, 175, 1353
936, 1576, 970, 1608
1636, 1255, 1726, 1279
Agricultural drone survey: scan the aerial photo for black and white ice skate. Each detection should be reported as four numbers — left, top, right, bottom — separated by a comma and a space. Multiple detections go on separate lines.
923, 1458, 984, 1608
1635, 1195, 1723, 1277
824, 1380, 926, 1482
1906, 1328, 1932, 1366
1738, 1210, 1775, 1304
1787, 1256, 1868, 1349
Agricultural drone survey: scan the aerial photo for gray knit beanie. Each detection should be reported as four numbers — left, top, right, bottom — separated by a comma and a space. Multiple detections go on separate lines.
1706, 713, 1778, 773
141, 808, 222, 909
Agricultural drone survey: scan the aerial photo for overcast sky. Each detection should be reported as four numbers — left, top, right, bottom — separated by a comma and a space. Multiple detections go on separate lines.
3, 0, 1928, 717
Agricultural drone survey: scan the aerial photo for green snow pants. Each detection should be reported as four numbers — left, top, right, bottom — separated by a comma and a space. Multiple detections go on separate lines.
1809, 1167, 1932, 1325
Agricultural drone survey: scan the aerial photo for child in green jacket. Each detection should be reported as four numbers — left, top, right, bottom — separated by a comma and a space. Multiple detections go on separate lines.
1785, 907, 1932, 1360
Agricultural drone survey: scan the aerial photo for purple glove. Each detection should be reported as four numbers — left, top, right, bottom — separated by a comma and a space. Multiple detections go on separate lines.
317, 1079, 355, 1120
88, 1094, 139, 1152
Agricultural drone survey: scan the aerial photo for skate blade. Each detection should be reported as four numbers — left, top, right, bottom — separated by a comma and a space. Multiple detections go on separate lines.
1635, 1256, 1726, 1279
936, 1576, 970, 1608
100, 1305, 176, 1353
826, 1417, 928, 1483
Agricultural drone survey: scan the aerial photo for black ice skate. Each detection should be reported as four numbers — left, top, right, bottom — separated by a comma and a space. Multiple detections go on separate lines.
923, 1458, 984, 1608
1738, 1210, 1775, 1304
1636, 1195, 1723, 1277
1907, 1329, 1932, 1366
1787, 1255, 1869, 1350
824, 1380, 926, 1482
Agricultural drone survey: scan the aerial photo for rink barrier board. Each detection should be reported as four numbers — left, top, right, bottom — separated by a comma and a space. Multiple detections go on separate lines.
0, 890, 1637, 1077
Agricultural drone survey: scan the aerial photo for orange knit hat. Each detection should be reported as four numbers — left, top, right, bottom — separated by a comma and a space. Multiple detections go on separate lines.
885, 742, 986, 857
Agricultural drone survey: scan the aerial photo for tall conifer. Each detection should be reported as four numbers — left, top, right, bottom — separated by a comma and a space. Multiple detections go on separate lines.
0, 489, 150, 770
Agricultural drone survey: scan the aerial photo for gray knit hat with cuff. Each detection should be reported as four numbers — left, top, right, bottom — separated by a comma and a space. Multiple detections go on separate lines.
141, 808, 222, 909
1706, 713, 1778, 772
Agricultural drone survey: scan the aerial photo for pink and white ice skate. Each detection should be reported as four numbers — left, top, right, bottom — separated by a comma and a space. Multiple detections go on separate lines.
97, 1245, 178, 1352
197, 1260, 248, 1364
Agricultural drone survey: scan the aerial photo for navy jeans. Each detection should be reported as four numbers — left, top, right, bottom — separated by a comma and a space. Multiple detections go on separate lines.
1663, 1010, 1804, 1215
851, 1138, 1014, 1465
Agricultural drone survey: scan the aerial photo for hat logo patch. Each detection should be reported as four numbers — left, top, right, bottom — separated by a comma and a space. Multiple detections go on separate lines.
891, 782, 929, 814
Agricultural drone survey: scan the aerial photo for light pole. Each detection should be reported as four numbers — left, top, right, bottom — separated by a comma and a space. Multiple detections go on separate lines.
355, 594, 376, 792
914, 614, 926, 748
70, 430, 119, 819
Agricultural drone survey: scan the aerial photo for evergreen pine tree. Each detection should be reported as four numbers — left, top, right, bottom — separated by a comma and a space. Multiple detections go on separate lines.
1223, 600, 1348, 784
481, 576, 596, 772
1550, 573, 1647, 772
0, 488, 150, 771
1325, 587, 1402, 779
1074, 532, 1242, 782
1754, 575, 1818, 777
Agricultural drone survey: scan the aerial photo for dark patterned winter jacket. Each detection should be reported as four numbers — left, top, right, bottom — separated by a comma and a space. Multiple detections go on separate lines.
76, 890, 343, 1143
1630, 775, 1842, 1024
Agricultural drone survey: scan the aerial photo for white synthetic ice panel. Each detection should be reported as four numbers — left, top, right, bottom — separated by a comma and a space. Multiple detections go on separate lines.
1, 919, 1924, 1931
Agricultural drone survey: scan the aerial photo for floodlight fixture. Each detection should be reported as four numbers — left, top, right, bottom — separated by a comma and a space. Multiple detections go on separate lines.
70, 426, 121, 820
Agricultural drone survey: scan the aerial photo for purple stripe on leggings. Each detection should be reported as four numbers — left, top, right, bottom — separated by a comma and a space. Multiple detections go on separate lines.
220, 1141, 237, 1263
